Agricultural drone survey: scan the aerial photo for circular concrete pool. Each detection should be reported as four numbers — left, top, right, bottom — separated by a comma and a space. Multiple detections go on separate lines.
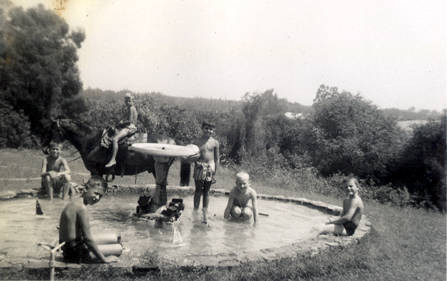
0, 185, 371, 270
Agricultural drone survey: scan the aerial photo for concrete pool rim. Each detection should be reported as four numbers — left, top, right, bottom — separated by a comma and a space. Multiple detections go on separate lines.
0, 184, 372, 272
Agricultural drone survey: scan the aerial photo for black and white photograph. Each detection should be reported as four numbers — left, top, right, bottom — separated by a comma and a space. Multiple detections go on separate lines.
0, 0, 445, 280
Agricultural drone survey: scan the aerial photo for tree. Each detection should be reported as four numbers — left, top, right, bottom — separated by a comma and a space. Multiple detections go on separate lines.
0, 3, 85, 141
308, 85, 405, 182
392, 118, 446, 210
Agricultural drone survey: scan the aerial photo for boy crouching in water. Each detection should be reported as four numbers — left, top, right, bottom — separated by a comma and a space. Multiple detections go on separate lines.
224, 172, 258, 225
41, 142, 72, 200
59, 177, 119, 263
318, 177, 364, 236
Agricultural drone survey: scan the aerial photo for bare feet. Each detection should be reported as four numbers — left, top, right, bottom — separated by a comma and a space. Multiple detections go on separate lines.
202, 209, 208, 224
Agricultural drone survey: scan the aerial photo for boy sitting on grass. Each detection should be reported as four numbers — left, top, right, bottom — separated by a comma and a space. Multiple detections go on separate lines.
41, 142, 72, 200
224, 171, 258, 225
318, 177, 364, 236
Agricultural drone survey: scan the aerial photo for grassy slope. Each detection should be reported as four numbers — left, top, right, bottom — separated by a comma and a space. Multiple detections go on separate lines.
0, 149, 445, 281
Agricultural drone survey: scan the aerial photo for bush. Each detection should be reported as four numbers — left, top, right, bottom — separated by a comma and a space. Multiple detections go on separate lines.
0, 100, 36, 148
392, 118, 446, 211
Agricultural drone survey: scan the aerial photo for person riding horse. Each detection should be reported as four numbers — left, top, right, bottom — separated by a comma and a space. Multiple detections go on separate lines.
105, 93, 138, 168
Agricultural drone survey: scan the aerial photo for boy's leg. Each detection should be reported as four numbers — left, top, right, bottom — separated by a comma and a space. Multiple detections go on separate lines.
105, 129, 129, 167
60, 174, 72, 200
230, 206, 242, 218
193, 180, 202, 209
201, 181, 212, 223
202, 181, 212, 209
241, 207, 253, 221
42, 175, 53, 200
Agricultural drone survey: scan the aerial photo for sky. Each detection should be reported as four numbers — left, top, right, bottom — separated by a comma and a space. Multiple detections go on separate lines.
12, 0, 447, 111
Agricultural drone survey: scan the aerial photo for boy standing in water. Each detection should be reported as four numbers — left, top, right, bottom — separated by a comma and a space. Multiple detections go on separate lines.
193, 121, 219, 224
41, 142, 72, 200
319, 177, 364, 236
224, 171, 258, 224
59, 177, 117, 263
105, 92, 138, 168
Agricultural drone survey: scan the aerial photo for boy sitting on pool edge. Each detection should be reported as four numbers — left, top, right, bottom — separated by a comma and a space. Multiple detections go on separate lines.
41, 142, 73, 200
224, 171, 258, 225
317, 177, 364, 236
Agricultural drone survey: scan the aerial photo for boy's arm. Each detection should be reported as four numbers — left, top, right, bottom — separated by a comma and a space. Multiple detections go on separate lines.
251, 191, 258, 224
41, 158, 48, 177
59, 158, 71, 176
214, 140, 220, 174
224, 194, 234, 219
327, 199, 359, 225
130, 106, 138, 126
78, 207, 108, 263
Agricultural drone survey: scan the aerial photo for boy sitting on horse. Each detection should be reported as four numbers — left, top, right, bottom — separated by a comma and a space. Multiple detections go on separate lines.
105, 93, 138, 168
41, 142, 72, 200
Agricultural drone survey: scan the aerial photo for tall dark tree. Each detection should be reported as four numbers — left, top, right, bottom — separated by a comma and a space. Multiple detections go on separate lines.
0, 3, 85, 141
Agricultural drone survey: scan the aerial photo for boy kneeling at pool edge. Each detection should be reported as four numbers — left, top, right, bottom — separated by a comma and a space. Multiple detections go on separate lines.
224, 171, 258, 225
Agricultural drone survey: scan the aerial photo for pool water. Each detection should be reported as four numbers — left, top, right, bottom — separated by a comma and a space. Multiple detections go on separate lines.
0, 194, 329, 264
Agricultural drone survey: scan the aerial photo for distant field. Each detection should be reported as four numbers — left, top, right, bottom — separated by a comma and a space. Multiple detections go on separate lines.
397, 119, 428, 132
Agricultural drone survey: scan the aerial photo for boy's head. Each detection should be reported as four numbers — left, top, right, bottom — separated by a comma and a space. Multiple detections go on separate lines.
124, 92, 133, 105
48, 142, 62, 157
202, 121, 215, 136
346, 177, 360, 196
235, 171, 250, 192
83, 176, 107, 205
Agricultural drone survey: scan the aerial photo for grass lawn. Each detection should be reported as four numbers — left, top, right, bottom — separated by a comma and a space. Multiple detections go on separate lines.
0, 149, 445, 281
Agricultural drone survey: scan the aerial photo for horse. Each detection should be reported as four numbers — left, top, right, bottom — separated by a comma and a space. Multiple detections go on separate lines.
48, 118, 189, 208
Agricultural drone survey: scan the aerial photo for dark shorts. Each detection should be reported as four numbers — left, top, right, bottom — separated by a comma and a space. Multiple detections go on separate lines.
343, 221, 358, 236
61, 240, 90, 263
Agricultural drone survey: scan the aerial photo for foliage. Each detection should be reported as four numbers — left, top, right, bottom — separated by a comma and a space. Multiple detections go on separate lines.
391, 118, 446, 211
0, 100, 35, 148
307, 85, 405, 182
0, 3, 85, 141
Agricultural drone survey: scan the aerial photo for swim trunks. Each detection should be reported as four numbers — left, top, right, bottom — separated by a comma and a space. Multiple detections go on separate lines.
61, 239, 90, 263
343, 221, 358, 236
193, 161, 215, 183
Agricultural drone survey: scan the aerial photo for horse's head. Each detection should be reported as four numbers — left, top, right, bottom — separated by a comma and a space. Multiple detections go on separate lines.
46, 118, 95, 149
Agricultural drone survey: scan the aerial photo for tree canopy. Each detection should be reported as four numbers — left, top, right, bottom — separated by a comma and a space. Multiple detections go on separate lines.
308, 85, 405, 182
0, 3, 85, 142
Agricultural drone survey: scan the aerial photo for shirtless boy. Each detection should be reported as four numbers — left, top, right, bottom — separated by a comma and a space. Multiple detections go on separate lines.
193, 121, 219, 223
41, 142, 72, 200
105, 93, 138, 168
319, 177, 364, 236
224, 172, 258, 224
59, 177, 116, 263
